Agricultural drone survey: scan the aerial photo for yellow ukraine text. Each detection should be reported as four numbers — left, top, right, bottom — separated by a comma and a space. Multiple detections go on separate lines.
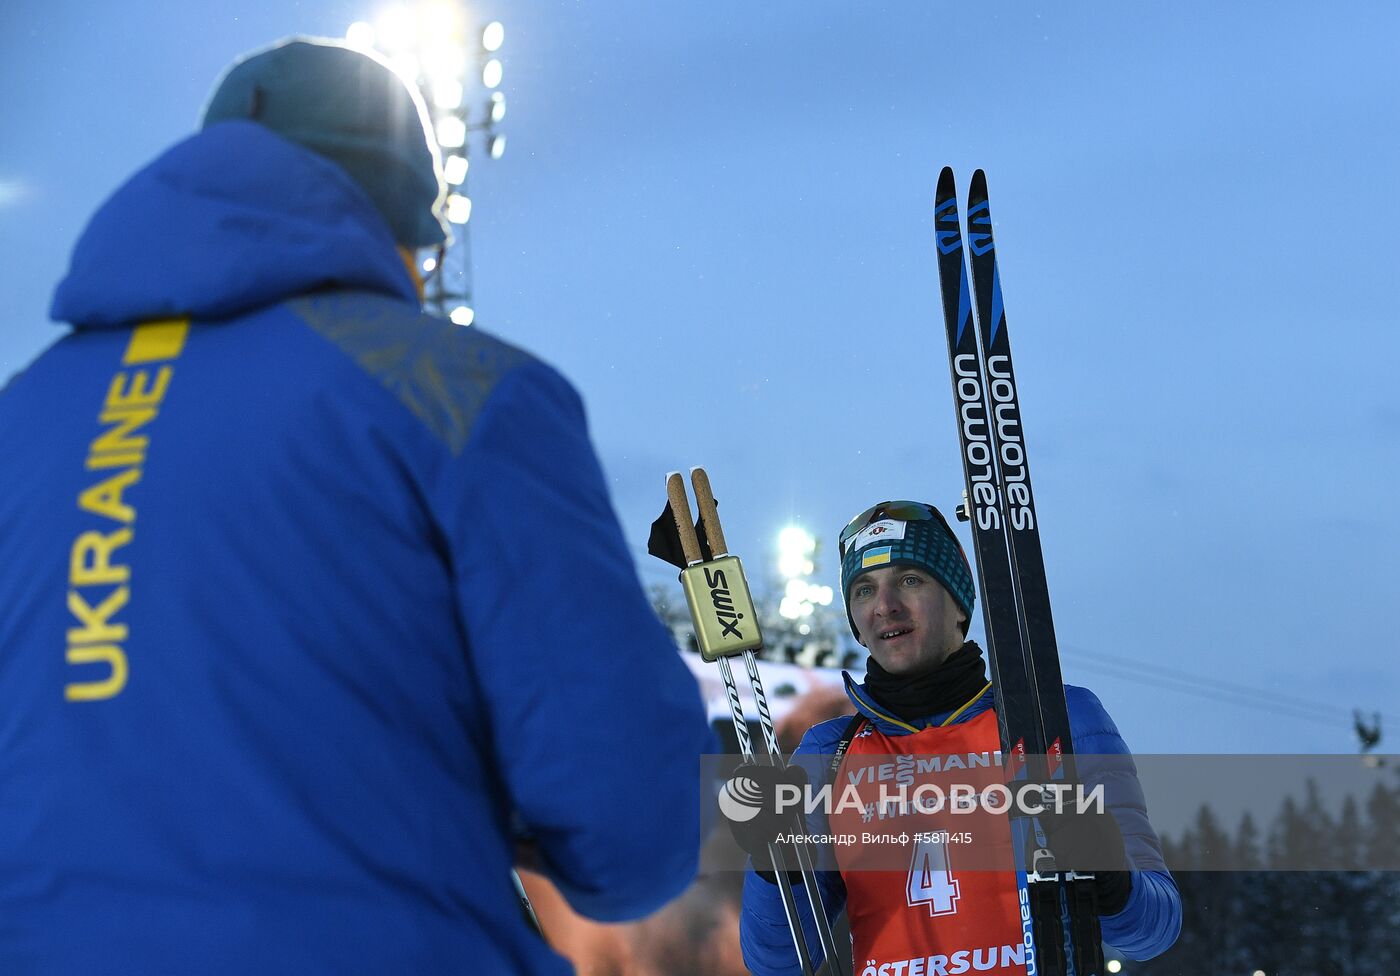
65, 319, 188, 702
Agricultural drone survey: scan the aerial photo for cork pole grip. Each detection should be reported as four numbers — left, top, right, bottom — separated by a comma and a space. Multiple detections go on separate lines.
666, 471, 703, 565
689, 467, 728, 557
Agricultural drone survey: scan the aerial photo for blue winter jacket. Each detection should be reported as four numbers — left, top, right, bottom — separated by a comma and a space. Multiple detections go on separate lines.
740, 677, 1182, 974
0, 120, 714, 974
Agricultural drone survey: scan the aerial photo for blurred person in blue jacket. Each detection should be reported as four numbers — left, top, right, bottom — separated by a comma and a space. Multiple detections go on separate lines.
0, 37, 712, 975
736, 502, 1181, 975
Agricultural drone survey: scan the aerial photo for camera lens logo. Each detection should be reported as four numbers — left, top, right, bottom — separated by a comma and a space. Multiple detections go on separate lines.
718, 775, 765, 823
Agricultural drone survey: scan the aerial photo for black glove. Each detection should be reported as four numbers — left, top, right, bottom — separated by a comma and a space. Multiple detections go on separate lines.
719, 762, 809, 885
1036, 803, 1132, 916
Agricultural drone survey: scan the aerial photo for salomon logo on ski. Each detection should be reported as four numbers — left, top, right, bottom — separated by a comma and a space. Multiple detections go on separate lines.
985, 355, 1034, 530
953, 354, 1001, 531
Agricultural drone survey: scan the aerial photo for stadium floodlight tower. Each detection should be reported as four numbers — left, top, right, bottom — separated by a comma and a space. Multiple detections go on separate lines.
346, 3, 507, 326
771, 525, 842, 667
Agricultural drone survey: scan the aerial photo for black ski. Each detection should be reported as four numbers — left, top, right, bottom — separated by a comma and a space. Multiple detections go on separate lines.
934, 167, 1105, 976
933, 167, 1063, 976
965, 168, 1105, 976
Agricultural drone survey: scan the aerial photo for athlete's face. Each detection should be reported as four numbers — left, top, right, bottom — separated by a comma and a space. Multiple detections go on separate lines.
848, 566, 966, 676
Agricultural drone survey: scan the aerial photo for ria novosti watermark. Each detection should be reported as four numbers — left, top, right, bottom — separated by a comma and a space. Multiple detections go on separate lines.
706, 753, 1400, 873
756, 778, 1103, 820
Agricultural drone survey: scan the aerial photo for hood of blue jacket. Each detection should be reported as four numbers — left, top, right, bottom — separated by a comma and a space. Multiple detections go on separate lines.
51, 120, 417, 329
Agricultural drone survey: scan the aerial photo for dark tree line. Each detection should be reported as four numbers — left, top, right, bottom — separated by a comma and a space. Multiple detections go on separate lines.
1133, 773, 1400, 975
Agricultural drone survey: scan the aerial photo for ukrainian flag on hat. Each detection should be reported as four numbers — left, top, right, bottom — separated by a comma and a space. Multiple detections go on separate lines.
861, 545, 892, 569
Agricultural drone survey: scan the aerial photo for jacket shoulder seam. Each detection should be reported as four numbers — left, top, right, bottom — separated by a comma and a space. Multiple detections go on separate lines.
286, 290, 535, 454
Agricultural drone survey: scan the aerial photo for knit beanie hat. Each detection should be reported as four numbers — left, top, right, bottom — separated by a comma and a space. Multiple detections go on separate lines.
839, 502, 976, 640
201, 37, 449, 247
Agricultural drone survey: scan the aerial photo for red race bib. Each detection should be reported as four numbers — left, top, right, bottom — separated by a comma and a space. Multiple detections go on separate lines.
831, 709, 1033, 976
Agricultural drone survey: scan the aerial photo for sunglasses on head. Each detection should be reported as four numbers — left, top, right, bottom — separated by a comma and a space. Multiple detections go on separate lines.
838, 500, 955, 555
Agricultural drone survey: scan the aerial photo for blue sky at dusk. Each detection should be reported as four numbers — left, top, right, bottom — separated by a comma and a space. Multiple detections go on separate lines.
2, 1, 1396, 756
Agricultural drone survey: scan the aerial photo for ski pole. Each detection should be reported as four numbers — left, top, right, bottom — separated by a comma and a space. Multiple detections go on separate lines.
512, 868, 545, 939
689, 468, 848, 976
666, 469, 847, 976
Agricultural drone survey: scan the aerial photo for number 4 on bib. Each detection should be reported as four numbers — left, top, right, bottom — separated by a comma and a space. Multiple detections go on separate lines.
906, 835, 961, 916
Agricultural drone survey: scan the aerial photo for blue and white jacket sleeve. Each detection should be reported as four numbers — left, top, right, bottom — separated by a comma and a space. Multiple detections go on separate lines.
739, 719, 850, 976
1067, 685, 1182, 960
439, 359, 716, 921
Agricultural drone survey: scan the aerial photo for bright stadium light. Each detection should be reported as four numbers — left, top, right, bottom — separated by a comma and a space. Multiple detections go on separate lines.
482, 58, 503, 89
778, 526, 814, 555
422, 42, 465, 83
777, 526, 816, 579
419, 0, 461, 38
481, 20, 505, 52
435, 116, 466, 149
450, 305, 474, 326
1106, 963, 1122, 975
345, 21, 376, 50
490, 91, 506, 123
445, 193, 472, 224
374, 5, 416, 52
443, 154, 468, 185
431, 77, 464, 110
421, 254, 437, 274
488, 134, 506, 160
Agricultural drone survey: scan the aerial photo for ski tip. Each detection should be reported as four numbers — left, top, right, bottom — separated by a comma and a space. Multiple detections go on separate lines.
970, 169, 989, 200
936, 166, 956, 200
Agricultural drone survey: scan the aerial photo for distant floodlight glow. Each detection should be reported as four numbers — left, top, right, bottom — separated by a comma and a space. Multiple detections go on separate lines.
482, 21, 505, 52
345, 21, 376, 50
445, 193, 472, 224
488, 134, 506, 160
798, 623, 811, 636
778, 526, 815, 557
422, 42, 466, 82
450, 306, 475, 326
421, 255, 437, 274
482, 58, 503, 89
779, 596, 802, 620
435, 116, 466, 149
431, 77, 464, 110
443, 155, 468, 186
785, 579, 806, 600
420, 0, 461, 39
375, 6, 415, 52
490, 91, 506, 123
1106, 963, 1122, 975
